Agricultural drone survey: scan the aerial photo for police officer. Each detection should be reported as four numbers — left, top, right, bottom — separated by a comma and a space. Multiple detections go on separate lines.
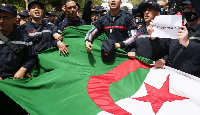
149, 0, 200, 77
19, 10, 30, 26
85, 0, 137, 52
0, 3, 36, 114
90, 5, 107, 25
127, 0, 169, 60
46, 11, 57, 24
21, 0, 68, 55
57, 0, 88, 33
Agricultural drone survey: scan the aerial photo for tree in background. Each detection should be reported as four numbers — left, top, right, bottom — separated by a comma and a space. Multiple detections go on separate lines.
0, 0, 104, 13
128, 0, 143, 7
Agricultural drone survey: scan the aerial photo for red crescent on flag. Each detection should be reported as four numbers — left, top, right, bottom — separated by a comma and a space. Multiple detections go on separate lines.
87, 59, 152, 115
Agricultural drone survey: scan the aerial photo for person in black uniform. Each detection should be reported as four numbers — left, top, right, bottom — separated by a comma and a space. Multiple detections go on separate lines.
57, 0, 89, 33
148, 0, 200, 77
46, 11, 57, 24
21, 0, 68, 55
0, 3, 36, 114
85, 0, 137, 52
127, 0, 169, 60
19, 10, 30, 26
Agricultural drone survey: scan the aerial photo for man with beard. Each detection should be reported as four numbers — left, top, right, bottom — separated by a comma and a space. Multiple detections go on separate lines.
85, 0, 137, 53
58, 0, 88, 33
0, 3, 36, 114
21, 0, 68, 55
148, 0, 200, 77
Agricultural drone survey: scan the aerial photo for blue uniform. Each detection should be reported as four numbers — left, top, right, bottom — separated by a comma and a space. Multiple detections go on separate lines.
21, 20, 59, 52
85, 10, 137, 50
0, 28, 37, 79
129, 24, 169, 61
58, 17, 86, 33
167, 23, 200, 77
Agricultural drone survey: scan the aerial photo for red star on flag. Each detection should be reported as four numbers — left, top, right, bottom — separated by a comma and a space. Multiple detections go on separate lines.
132, 75, 189, 114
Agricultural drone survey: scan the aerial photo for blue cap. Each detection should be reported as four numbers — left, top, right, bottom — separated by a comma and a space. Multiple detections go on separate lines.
47, 11, 56, 16
19, 10, 29, 17
28, 0, 44, 10
101, 39, 116, 62
92, 5, 106, 12
139, 0, 161, 12
0, 3, 17, 17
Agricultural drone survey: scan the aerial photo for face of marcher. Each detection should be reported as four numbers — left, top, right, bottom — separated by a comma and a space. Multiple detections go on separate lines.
157, 1, 167, 10
0, 10, 16, 33
49, 15, 56, 23
91, 12, 99, 23
66, 1, 78, 19
20, 17, 29, 26
16, 10, 20, 26
29, 4, 43, 19
184, 4, 195, 12
143, 5, 160, 23
108, 0, 122, 10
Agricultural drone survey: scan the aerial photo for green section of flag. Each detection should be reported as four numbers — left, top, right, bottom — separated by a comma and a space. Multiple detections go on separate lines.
0, 25, 150, 115
110, 68, 150, 102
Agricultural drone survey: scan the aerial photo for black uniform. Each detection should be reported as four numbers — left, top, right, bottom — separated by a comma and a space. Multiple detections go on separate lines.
129, 25, 169, 61
85, 10, 137, 50
0, 28, 36, 79
58, 17, 86, 33
21, 20, 59, 52
167, 23, 200, 77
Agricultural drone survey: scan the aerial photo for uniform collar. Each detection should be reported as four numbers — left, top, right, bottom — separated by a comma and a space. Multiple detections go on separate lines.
106, 10, 124, 22
29, 20, 47, 28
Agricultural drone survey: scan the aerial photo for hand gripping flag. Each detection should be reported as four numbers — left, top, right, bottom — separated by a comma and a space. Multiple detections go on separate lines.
0, 25, 200, 115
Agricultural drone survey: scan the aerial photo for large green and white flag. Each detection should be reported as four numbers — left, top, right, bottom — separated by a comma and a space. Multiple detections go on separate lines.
97, 66, 200, 115
0, 25, 200, 115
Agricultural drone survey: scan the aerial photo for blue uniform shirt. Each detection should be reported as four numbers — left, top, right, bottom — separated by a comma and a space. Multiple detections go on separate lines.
0, 28, 36, 79
21, 20, 59, 52
129, 25, 169, 61
94, 10, 136, 44
58, 17, 86, 33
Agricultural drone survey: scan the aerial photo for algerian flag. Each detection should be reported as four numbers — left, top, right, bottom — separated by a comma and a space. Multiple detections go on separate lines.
0, 25, 200, 115
98, 66, 200, 115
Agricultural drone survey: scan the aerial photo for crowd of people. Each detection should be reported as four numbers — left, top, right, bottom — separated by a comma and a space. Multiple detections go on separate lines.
0, 0, 200, 114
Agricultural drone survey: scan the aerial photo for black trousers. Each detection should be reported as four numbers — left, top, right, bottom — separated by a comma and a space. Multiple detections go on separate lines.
0, 91, 27, 115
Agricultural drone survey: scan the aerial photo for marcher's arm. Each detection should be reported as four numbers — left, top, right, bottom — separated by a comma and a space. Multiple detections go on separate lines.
82, 0, 92, 25
85, 26, 99, 52
54, 5, 67, 26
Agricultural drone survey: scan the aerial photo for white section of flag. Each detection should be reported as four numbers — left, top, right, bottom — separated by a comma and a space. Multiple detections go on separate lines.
98, 66, 200, 115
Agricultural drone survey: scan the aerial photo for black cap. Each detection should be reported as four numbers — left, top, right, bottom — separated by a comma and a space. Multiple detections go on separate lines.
28, 0, 44, 10
121, 6, 129, 11
101, 39, 116, 62
139, 0, 161, 12
19, 10, 29, 17
92, 5, 107, 12
132, 5, 141, 17
0, 3, 17, 17
47, 11, 56, 16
